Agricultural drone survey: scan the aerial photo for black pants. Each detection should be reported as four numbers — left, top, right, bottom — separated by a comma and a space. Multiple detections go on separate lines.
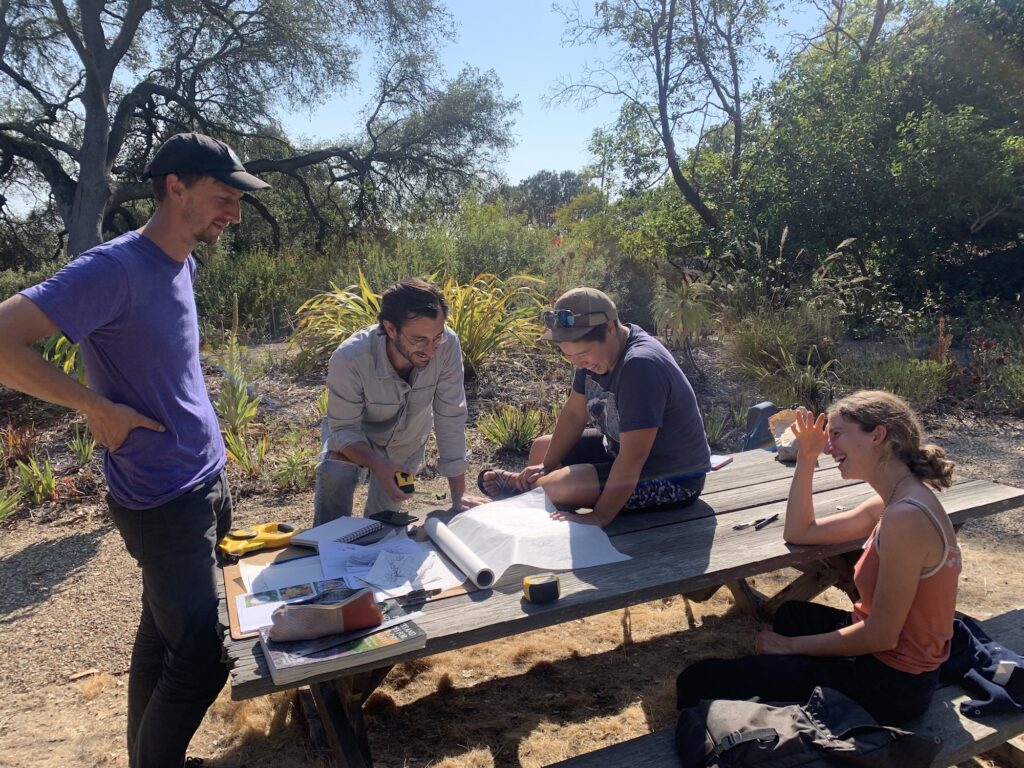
109, 472, 232, 768
676, 601, 939, 725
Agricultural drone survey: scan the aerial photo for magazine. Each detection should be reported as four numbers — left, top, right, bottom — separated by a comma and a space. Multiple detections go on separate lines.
258, 596, 427, 685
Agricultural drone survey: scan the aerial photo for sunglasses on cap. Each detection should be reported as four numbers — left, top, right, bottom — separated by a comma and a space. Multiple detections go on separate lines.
541, 309, 610, 329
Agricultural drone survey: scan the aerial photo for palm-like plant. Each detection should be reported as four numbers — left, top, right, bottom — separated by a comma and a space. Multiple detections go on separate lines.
654, 278, 715, 371
291, 272, 544, 378
291, 271, 382, 372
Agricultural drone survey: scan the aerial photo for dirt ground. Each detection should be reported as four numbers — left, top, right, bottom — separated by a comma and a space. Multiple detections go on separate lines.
1, 345, 1022, 768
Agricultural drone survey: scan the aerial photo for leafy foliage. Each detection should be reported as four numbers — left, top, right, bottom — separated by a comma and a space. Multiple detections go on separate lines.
292, 272, 544, 377
215, 334, 263, 435
41, 334, 86, 386
16, 456, 56, 507
0, 483, 21, 523
441, 274, 544, 378
68, 426, 96, 468
478, 404, 544, 453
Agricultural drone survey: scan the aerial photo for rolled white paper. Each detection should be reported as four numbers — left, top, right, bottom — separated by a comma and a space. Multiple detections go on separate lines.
422, 517, 495, 589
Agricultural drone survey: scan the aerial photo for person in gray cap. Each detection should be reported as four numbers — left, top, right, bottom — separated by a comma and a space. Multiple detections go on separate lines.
0, 132, 269, 768
479, 287, 711, 527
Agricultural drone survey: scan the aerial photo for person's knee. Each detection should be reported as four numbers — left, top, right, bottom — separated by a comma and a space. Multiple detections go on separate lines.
676, 658, 721, 709
314, 458, 358, 524
528, 434, 553, 464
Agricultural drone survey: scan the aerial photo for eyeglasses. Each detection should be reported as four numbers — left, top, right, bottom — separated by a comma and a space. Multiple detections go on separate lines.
401, 330, 448, 350
542, 309, 609, 329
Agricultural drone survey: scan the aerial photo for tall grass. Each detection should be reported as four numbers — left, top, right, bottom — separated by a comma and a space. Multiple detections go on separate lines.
841, 355, 950, 410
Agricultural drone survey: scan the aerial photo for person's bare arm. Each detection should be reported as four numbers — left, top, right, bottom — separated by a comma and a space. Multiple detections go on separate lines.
0, 295, 164, 450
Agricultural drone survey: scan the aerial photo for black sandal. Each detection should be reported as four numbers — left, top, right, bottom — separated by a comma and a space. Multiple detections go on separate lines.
476, 468, 521, 499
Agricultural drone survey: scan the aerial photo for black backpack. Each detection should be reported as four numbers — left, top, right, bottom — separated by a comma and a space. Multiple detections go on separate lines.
675, 687, 941, 767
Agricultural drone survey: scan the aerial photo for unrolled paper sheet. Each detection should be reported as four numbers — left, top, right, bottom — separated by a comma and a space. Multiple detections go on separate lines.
422, 517, 496, 588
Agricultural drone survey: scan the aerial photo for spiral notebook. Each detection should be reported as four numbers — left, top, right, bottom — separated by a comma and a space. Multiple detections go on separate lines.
291, 516, 383, 550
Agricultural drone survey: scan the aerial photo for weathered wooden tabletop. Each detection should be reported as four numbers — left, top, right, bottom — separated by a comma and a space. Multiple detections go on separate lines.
223, 448, 1024, 702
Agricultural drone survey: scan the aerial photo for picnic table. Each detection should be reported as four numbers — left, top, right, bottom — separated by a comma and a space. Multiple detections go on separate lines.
221, 448, 1024, 768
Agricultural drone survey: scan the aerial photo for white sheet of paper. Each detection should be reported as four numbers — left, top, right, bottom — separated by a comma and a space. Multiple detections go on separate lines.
318, 533, 422, 580
445, 487, 630, 581
238, 555, 324, 594
362, 551, 422, 590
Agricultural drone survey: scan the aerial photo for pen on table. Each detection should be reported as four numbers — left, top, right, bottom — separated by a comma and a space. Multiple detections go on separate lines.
754, 513, 780, 530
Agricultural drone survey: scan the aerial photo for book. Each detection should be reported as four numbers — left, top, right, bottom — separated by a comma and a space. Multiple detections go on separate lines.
258, 596, 427, 685
291, 515, 383, 550
710, 454, 734, 471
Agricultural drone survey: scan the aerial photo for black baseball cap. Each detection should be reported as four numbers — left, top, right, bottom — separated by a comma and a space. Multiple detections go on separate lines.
142, 133, 270, 191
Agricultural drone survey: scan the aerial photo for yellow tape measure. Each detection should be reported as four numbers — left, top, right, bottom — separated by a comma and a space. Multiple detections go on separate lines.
218, 522, 296, 557
522, 573, 561, 604
395, 471, 416, 494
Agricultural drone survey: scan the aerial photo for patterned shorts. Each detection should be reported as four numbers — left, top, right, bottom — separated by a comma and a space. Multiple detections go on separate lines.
563, 429, 706, 512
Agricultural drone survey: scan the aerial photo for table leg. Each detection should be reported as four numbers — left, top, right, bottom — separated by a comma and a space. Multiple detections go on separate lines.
309, 665, 394, 768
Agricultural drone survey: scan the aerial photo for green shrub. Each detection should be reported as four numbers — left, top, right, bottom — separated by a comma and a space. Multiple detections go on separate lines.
41, 333, 86, 385
292, 272, 544, 377
995, 360, 1024, 415
742, 346, 840, 412
478, 404, 544, 453
195, 247, 338, 339
841, 356, 950, 410
441, 274, 544, 377
0, 262, 65, 298
700, 405, 732, 450
725, 304, 838, 377
225, 430, 268, 477
68, 425, 96, 467
16, 455, 56, 506
0, 483, 21, 522
214, 333, 262, 435
290, 272, 382, 372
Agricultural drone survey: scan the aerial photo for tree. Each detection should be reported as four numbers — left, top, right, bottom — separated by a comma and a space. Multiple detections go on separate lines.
491, 170, 589, 226
553, 0, 776, 229
0, 0, 516, 258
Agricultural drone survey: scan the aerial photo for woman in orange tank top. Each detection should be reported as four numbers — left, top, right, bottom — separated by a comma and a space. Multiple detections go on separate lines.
676, 390, 960, 725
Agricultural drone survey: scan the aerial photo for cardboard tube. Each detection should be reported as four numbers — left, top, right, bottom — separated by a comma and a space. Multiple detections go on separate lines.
422, 517, 495, 589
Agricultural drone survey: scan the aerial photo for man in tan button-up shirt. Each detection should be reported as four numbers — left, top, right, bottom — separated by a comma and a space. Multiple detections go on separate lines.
313, 278, 487, 523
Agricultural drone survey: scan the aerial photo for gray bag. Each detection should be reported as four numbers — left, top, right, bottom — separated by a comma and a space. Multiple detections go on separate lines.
675, 687, 940, 767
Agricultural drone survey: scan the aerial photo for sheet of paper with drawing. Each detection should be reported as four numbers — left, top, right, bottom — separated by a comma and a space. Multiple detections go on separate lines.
430, 488, 630, 586
319, 532, 465, 597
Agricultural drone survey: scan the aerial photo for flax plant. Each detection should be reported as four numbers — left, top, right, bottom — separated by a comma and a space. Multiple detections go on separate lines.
292, 271, 544, 377
478, 404, 544, 453
0, 484, 22, 523
68, 425, 96, 467
16, 455, 57, 506
291, 271, 381, 372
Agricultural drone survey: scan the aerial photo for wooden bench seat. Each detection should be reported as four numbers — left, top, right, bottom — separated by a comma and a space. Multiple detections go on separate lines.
548, 609, 1024, 768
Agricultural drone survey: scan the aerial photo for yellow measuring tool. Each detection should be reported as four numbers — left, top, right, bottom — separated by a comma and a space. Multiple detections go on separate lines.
218, 522, 297, 557
522, 573, 561, 603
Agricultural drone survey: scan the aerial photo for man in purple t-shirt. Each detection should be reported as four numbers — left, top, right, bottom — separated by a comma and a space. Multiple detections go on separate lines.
479, 287, 710, 528
0, 133, 269, 768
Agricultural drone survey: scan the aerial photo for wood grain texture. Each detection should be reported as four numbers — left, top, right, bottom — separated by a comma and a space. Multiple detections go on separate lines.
222, 450, 1024, 704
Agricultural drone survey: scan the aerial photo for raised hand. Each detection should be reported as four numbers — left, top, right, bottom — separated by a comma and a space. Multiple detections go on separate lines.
791, 409, 828, 460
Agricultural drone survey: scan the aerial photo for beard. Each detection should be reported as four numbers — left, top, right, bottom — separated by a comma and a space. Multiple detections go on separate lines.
391, 336, 432, 369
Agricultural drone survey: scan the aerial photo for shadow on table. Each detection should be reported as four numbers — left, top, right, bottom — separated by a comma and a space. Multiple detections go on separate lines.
0, 527, 107, 622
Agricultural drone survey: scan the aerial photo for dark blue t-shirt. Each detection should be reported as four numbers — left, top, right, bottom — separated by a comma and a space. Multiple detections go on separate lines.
571, 325, 710, 478
21, 232, 225, 509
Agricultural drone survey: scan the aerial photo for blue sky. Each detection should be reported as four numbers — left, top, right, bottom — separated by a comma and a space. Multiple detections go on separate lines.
281, 0, 620, 184
286, 1, 817, 185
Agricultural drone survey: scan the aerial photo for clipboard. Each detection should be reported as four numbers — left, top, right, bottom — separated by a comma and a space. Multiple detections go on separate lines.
223, 546, 315, 640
